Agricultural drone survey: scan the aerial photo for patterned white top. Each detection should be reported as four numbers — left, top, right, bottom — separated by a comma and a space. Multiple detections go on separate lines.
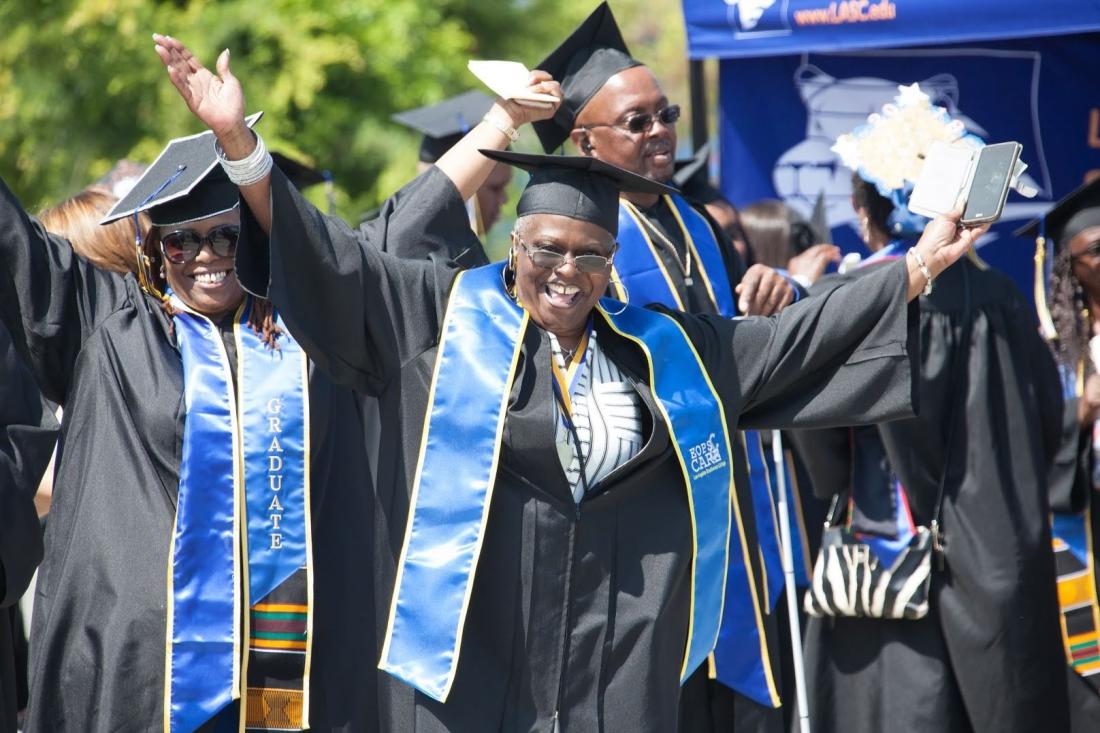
549, 329, 645, 503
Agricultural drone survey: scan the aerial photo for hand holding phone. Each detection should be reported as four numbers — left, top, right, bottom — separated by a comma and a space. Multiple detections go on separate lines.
908, 141, 1023, 226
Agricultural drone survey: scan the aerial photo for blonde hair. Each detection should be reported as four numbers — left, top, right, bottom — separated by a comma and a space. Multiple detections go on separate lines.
39, 188, 148, 275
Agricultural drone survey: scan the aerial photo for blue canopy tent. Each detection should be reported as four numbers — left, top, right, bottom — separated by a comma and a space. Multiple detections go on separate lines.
680, 0, 1100, 294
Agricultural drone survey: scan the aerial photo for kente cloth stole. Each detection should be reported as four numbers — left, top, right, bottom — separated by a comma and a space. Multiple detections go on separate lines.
613, 194, 736, 316
380, 261, 771, 704
1048, 363, 1100, 691
166, 296, 313, 732
1052, 510, 1100, 690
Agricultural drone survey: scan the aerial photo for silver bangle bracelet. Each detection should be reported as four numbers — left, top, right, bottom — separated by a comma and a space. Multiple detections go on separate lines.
908, 248, 934, 296
215, 131, 273, 187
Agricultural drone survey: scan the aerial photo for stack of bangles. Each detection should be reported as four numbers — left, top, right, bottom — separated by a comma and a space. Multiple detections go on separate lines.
908, 248, 934, 296
215, 131, 273, 186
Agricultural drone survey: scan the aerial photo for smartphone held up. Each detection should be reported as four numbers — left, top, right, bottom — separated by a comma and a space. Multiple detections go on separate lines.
909, 140, 1035, 226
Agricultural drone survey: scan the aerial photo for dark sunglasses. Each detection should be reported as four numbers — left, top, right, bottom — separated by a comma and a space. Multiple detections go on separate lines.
518, 239, 615, 274
160, 225, 241, 264
586, 104, 681, 136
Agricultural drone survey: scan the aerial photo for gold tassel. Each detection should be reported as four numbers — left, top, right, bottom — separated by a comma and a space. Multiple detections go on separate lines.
1034, 234, 1059, 341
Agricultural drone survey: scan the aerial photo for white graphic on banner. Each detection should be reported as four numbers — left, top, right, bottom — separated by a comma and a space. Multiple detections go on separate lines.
724, 0, 792, 37
774, 50, 1051, 238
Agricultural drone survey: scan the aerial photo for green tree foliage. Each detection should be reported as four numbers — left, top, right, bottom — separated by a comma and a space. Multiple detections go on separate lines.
0, 0, 689, 226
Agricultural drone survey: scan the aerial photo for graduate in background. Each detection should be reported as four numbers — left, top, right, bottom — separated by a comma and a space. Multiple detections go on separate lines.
158, 33, 985, 732
1019, 178, 1100, 731
791, 88, 1068, 730
393, 90, 512, 253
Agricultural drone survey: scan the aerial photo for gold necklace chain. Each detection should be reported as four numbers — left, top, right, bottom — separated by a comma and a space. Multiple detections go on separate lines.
626, 200, 694, 286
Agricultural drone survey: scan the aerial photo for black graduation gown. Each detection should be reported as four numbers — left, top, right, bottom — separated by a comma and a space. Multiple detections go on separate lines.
234, 165, 921, 732
1047, 354, 1100, 732
793, 259, 1069, 733
0, 175, 400, 732
0, 321, 57, 732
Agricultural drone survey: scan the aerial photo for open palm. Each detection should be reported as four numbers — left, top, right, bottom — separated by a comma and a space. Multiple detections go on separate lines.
154, 34, 245, 137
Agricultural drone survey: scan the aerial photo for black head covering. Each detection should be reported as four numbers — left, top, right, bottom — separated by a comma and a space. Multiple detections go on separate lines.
392, 90, 495, 164
672, 142, 724, 205
1016, 177, 1100, 249
532, 2, 641, 153
101, 113, 262, 228
480, 149, 673, 236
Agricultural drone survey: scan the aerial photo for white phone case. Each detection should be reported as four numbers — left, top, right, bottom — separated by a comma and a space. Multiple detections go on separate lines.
907, 141, 976, 219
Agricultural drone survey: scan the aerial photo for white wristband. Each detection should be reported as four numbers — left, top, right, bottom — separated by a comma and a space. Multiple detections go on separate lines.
482, 113, 520, 143
215, 131, 273, 187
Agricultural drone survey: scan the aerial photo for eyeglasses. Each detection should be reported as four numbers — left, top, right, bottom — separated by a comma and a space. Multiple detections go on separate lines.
516, 238, 615, 274
160, 225, 241, 264
584, 104, 681, 136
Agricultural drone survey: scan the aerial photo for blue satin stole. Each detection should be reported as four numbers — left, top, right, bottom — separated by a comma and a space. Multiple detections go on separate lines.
379, 261, 752, 702
614, 194, 737, 316
614, 197, 782, 706
166, 297, 311, 732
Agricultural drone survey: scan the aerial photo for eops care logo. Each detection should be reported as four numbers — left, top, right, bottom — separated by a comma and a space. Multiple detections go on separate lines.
690, 433, 727, 478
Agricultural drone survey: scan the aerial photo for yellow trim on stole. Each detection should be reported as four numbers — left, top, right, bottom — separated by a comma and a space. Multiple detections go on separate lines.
299, 353, 314, 724
379, 270, 531, 702
663, 194, 724, 313
619, 201, 687, 311
231, 310, 251, 733
596, 305, 780, 705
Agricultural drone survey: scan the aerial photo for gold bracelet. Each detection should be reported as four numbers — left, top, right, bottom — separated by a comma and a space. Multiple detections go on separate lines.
908, 248, 934, 296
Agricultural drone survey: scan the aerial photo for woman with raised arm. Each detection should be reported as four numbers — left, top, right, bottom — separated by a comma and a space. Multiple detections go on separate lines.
0, 46, 557, 733
157, 39, 985, 733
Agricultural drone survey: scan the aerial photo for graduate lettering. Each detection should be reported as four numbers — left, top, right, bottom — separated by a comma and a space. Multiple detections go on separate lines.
690, 433, 726, 478
267, 397, 284, 550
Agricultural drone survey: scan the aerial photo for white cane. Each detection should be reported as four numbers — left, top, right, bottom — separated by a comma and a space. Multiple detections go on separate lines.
771, 430, 812, 733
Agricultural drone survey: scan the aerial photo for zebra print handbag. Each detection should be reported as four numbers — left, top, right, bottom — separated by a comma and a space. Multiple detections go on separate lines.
803, 260, 971, 621
802, 494, 937, 620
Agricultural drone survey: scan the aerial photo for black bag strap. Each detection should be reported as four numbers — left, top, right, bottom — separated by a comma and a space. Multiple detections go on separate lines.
928, 258, 973, 566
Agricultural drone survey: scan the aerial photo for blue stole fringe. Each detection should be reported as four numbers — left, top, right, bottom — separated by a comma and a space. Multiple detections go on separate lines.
380, 262, 759, 702
166, 297, 311, 732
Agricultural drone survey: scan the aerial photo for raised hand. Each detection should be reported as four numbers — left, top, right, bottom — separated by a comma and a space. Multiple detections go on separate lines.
493, 70, 563, 128
907, 209, 990, 300
153, 35, 251, 149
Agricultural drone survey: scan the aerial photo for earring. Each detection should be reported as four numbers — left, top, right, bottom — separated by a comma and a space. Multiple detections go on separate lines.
502, 247, 518, 300
604, 278, 630, 316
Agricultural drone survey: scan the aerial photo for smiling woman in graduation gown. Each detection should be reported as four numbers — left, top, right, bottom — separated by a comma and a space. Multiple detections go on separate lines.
151, 41, 996, 731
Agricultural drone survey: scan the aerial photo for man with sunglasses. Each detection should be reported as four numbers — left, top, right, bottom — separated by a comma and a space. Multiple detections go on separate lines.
532, 6, 808, 733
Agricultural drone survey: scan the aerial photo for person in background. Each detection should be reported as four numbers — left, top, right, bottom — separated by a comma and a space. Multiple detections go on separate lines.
1019, 176, 1100, 731
739, 199, 840, 288
393, 90, 512, 250
794, 108, 1068, 731
40, 187, 150, 276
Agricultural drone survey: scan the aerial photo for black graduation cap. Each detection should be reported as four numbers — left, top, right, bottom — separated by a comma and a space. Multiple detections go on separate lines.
101, 113, 262, 228
271, 152, 327, 190
1015, 177, 1100, 340
532, 2, 641, 153
672, 142, 723, 205
392, 90, 495, 164
1015, 177, 1100, 249
479, 149, 673, 236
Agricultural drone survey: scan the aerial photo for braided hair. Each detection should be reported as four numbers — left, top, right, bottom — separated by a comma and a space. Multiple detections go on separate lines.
1048, 242, 1088, 370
